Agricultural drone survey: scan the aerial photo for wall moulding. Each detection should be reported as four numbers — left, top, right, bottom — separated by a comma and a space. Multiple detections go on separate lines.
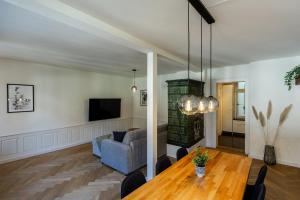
0, 118, 133, 164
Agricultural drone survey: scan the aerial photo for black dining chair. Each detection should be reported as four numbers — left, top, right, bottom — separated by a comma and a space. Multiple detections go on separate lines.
156, 155, 172, 175
121, 170, 146, 198
176, 147, 188, 161
243, 165, 268, 200
251, 184, 266, 200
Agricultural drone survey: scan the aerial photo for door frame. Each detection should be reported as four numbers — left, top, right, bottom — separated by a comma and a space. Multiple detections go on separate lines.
214, 78, 250, 155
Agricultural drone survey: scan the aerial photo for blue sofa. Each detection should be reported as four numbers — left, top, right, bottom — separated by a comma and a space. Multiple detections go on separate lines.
98, 124, 167, 174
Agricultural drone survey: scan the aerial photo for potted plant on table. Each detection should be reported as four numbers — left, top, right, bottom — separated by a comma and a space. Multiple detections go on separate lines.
284, 65, 300, 90
192, 149, 209, 177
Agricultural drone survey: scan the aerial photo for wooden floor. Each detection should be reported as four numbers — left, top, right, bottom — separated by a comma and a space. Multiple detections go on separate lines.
0, 143, 299, 200
218, 134, 245, 150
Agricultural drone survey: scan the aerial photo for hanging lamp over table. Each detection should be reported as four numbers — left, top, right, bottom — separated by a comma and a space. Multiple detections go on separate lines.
178, 1, 199, 115
207, 25, 219, 112
198, 17, 209, 114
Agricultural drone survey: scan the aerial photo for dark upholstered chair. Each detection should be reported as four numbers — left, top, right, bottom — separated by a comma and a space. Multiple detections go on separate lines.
121, 171, 146, 198
176, 147, 188, 161
251, 184, 266, 200
255, 165, 268, 185
243, 165, 268, 200
156, 156, 172, 175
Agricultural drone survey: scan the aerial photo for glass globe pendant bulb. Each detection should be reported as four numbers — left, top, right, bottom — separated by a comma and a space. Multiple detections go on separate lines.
131, 85, 137, 92
178, 95, 199, 116
131, 69, 137, 93
207, 96, 219, 112
198, 96, 209, 114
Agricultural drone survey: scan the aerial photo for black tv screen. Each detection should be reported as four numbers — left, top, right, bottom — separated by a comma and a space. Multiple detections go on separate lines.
89, 99, 121, 121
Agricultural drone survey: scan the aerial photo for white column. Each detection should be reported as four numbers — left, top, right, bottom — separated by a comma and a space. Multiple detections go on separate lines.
147, 51, 158, 180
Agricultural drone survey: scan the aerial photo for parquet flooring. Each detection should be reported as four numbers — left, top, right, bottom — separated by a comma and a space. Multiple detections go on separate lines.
0, 143, 299, 200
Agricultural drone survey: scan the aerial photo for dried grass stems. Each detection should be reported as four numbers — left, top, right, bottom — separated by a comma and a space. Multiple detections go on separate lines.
272, 104, 293, 145
252, 101, 292, 145
258, 111, 267, 142
266, 101, 272, 144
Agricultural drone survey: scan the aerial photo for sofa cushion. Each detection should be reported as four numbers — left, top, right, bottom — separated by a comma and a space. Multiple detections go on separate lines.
113, 131, 127, 142
122, 129, 146, 145
95, 134, 112, 149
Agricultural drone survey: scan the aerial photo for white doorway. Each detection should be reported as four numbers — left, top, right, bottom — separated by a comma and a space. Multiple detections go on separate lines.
216, 81, 246, 153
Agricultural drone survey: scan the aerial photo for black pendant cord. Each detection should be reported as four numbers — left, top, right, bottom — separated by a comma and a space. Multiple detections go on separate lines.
187, 1, 190, 82
187, 1, 191, 93
133, 70, 136, 85
200, 17, 203, 84
209, 24, 212, 96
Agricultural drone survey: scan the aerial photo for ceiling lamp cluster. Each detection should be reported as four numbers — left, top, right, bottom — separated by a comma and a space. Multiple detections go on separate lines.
178, 0, 219, 115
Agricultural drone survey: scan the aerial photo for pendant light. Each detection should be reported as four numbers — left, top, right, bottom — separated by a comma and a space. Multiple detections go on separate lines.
131, 69, 137, 92
207, 25, 219, 112
198, 17, 209, 114
178, 1, 199, 116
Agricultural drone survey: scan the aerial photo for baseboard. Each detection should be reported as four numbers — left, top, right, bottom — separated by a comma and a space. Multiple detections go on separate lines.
0, 118, 132, 164
249, 154, 300, 168
0, 141, 90, 164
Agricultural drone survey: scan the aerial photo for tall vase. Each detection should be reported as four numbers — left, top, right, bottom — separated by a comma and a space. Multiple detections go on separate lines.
264, 145, 276, 165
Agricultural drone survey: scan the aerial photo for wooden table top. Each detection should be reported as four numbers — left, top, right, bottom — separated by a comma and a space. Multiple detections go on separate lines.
124, 149, 252, 200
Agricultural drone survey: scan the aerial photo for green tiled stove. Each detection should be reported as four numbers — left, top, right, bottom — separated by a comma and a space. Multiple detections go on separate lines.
166, 79, 205, 148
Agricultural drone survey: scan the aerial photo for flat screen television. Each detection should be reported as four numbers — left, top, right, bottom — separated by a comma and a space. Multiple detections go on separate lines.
89, 98, 121, 121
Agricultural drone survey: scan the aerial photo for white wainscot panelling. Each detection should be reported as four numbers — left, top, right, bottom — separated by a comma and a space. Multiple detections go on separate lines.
132, 117, 166, 129
23, 135, 37, 152
42, 132, 55, 149
56, 129, 69, 146
82, 126, 93, 141
1, 137, 18, 155
71, 128, 81, 143
132, 117, 147, 129
0, 118, 133, 164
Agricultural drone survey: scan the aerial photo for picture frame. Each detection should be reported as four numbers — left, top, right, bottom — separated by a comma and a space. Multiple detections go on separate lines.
7, 84, 35, 113
140, 90, 147, 106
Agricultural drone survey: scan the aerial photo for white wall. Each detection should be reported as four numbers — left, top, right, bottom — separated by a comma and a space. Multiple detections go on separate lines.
211, 56, 300, 167
0, 58, 133, 163
0, 59, 132, 136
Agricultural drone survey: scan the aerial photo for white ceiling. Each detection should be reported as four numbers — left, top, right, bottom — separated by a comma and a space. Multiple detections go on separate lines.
1, 0, 300, 76
0, 1, 186, 76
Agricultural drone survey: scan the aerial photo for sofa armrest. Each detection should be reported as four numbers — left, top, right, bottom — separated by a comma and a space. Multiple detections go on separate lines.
92, 134, 112, 157
101, 139, 132, 174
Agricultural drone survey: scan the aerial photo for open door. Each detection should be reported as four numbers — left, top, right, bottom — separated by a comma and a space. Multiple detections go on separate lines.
216, 82, 245, 152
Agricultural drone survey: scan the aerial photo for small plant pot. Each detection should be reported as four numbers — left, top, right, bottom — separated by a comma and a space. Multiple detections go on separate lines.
195, 166, 206, 177
296, 76, 300, 85
264, 145, 276, 165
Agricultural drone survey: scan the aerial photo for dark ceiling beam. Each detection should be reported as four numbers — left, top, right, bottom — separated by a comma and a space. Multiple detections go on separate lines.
188, 0, 215, 24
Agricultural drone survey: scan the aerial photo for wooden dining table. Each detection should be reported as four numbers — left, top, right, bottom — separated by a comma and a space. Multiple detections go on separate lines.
124, 149, 252, 200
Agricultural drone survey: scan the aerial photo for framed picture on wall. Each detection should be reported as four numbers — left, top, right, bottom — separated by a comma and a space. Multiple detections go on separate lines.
140, 90, 147, 106
7, 84, 35, 113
